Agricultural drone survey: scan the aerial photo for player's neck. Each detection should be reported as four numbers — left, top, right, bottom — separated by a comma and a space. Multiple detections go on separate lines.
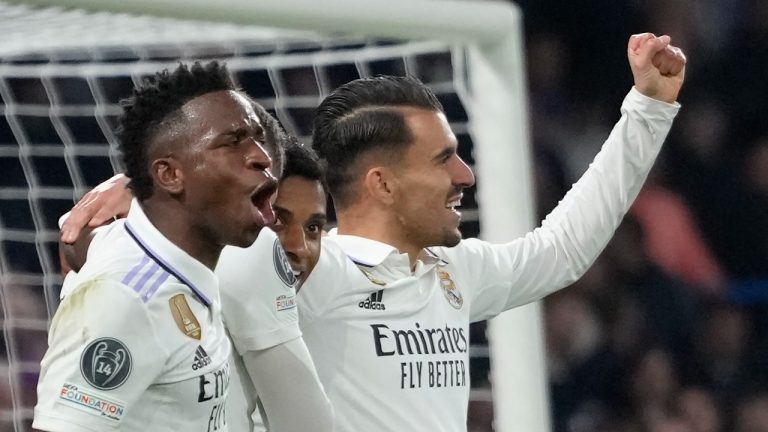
141, 199, 222, 270
336, 209, 422, 270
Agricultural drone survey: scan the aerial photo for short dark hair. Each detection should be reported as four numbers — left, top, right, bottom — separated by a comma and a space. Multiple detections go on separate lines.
282, 139, 325, 187
311, 75, 443, 207
118, 61, 236, 200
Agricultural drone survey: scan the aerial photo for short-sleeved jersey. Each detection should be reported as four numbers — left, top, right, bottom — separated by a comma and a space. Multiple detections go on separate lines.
216, 227, 301, 432
34, 200, 231, 432
290, 89, 680, 431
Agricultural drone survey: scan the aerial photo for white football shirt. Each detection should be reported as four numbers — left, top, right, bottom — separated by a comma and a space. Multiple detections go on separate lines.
218, 88, 680, 431
35, 200, 232, 432
216, 227, 302, 432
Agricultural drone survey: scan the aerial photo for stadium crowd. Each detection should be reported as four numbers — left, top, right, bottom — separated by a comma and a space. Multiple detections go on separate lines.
467, 0, 768, 430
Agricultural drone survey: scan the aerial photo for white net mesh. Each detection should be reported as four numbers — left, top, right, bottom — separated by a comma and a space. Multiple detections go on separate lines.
0, 2, 491, 430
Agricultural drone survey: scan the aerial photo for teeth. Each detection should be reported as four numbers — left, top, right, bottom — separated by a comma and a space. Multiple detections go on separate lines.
292, 270, 302, 276
445, 200, 461, 209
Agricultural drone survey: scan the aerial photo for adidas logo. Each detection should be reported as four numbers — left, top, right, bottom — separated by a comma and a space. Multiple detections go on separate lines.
191, 345, 212, 370
358, 289, 386, 310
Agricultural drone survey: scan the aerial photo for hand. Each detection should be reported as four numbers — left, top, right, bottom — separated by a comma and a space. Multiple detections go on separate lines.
61, 173, 132, 244
627, 33, 687, 103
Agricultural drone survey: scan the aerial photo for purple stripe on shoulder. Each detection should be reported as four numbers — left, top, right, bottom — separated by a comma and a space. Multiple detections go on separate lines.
141, 271, 172, 303
132, 262, 160, 293
121, 255, 150, 286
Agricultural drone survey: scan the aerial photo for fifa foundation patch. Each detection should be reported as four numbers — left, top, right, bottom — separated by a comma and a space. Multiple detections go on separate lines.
58, 382, 126, 421
80, 338, 132, 390
275, 294, 297, 311
170, 293, 202, 340
439, 271, 463, 309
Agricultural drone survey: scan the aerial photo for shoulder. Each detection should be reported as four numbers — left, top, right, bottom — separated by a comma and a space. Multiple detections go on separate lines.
430, 238, 491, 264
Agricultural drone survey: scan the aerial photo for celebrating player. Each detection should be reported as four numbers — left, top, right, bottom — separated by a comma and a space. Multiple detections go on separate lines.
61, 33, 686, 431
294, 32, 685, 431
224, 140, 327, 432
36, 62, 332, 432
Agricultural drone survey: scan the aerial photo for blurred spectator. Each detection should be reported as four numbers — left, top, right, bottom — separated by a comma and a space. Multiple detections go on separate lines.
545, 291, 619, 431
734, 393, 768, 432
630, 173, 727, 296
675, 387, 723, 432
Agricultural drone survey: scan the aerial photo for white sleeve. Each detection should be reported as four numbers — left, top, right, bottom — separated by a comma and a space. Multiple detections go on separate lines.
241, 338, 334, 432
33, 281, 166, 431
441, 88, 681, 322
217, 228, 301, 354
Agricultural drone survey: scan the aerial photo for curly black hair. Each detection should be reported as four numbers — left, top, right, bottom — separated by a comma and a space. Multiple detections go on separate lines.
282, 139, 325, 187
117, 61, 236, 200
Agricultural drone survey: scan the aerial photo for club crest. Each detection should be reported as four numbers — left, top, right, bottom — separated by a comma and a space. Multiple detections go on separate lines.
438, 271, 463, 309
273, 238, 297, 287
80, 338, 132, 390
169, 294, 202, 340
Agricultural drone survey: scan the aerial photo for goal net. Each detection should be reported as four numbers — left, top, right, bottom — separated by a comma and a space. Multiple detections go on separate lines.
0, 1, 545, 430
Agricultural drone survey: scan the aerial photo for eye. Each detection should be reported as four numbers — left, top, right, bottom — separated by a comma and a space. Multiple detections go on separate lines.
307, 223, 321, 233
306, 221, 326, 235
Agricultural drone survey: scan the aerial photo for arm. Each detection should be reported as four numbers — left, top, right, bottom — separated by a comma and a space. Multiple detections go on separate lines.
449, 34, 686, 321
33, 281, 165, 431
60, 173, 132, 244
216, 228, 334, 431
242, 339, 334, 432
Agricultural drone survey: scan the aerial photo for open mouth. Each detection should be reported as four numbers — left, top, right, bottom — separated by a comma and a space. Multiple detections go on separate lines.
445, 194, 463, 215
250, 180, 278, 226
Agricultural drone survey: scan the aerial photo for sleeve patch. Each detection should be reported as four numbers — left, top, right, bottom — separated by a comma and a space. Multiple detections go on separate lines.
80, 338, 132, 390
273, 238, 298, 287
58, 382, 126, 421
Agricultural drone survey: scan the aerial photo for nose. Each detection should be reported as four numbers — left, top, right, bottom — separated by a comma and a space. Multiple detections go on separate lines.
281, 225, 310, 262
244, 138, 272, 172
450, 155, 475, 188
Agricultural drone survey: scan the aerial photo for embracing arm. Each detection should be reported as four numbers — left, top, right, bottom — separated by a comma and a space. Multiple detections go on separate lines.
242, 338, 334, 432
456, 33, 686, 321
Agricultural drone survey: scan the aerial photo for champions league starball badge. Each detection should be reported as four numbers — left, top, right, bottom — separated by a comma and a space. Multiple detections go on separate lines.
80, 338, 132, 390
438, 271, 463, 309
273, 238, 297, 287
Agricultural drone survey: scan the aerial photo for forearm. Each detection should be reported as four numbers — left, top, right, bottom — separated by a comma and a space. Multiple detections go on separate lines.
539, 87, 680, 274
465, 88, 681, 320
242, 338, 333, 432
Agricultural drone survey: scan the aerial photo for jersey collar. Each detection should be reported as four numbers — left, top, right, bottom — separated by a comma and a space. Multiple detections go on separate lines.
327, 232, 448, 270
124, 199, 218, 307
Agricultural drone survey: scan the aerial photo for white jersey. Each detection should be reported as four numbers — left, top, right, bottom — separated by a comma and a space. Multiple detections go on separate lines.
216, 228, 302, 432
295, 88, 681, 432
34, 200, 231, 432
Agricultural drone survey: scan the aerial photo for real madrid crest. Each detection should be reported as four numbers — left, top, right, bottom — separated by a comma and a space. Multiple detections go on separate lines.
438, 271, 463, 309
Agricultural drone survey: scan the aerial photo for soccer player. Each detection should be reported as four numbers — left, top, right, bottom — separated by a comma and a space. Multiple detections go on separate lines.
225, 140, 328, 431
36, 62, 332, 432
62, 33, 686, 431
270, 141, 328, 288
294, 32, 686, 431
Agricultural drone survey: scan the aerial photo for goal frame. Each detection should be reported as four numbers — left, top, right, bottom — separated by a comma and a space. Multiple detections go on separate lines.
7, 0, 550, 430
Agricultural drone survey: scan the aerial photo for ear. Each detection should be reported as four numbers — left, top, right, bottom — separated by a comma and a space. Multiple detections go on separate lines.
363, 166, 397, 205
151, 157, 184, 195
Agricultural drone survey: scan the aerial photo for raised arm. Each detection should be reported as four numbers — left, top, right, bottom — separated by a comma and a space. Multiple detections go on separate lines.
449, 33, 687, 321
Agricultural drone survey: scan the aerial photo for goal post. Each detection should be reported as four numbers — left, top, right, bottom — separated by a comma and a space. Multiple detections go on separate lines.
2, 0, 549, 430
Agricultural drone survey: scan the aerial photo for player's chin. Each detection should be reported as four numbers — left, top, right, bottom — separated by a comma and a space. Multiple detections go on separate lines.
441, 227, 463, 248
227, 225, 263, 248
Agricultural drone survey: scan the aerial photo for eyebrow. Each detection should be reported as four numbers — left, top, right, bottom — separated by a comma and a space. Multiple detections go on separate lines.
432, 145, 457, 162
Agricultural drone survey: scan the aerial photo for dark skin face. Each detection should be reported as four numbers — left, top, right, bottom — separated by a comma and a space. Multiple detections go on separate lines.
151, 90, 278, 259
272, 176, 326, 287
